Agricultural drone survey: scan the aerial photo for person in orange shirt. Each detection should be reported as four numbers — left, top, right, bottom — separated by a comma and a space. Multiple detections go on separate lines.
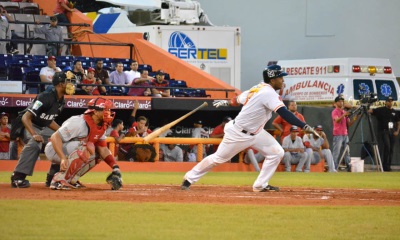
272, 100, 305, 143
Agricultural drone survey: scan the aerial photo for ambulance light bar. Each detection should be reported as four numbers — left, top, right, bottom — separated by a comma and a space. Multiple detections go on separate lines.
352, 65, 392, 74
327, 65, 340, 73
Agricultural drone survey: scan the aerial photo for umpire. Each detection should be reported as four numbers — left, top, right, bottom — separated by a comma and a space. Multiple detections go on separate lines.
10, 72, 73, 188
368, 97, 400, 171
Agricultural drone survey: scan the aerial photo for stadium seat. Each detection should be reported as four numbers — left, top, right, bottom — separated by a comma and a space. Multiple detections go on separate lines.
14, 13, 34, 22
57, 55, 75, 62
23, 66, 41, 93
12, 54, 33, 61
138, 64, 152, 72
169, 80, 187, 88
188, 89, 210, 98
171, 88, 189, 97
80, 60, 92, 69
0, 54, 12, 80
57, 60, 73, 69
2, 2, 20, 14
30, 59, 47, 68
33, 14, 50, 24
75, 56, 93, 62
108, 86, 125, 96
19, 2, 40, 15
101, 62, 114, 71
32, 55, 49, 61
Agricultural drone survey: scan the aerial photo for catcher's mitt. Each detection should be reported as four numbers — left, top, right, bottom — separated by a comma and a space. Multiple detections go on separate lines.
106, 166, 122, 190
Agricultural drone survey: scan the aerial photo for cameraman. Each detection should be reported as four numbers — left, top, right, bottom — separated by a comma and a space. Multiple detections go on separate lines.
331, 96, 358, 171
368, 97, 400, 171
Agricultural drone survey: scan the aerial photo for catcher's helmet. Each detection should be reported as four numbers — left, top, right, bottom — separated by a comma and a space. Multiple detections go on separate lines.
85, 97, 115, 125
263, 65, 288, 83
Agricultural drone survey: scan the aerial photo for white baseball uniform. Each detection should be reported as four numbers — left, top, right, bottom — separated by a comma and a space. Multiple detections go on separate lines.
184, 82, 285, 191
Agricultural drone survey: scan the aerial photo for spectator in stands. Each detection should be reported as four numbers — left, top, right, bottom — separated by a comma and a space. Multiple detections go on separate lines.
33, 16, 63, 56
125, 60, 140, 85
109, 62, 129, 95
121, 115, 152, 160
40, 56, 62, 92
272, 100, 305, 143
0, 112, 11, 160
151, 70, 170, 97
303, 124, 336, 172
332, 96, 357, 171
71, 60, 86, 83
108, 119, 125, 161
94, 59, 110, 85
188, 120, 209, 162
281, 126, 309, 172
161, 133, 183, 162
0, 5, 13, 54
127, 69, 152, 96
209, 116, 232, 153
54, 0, 75, 24
81, 67, 106, 95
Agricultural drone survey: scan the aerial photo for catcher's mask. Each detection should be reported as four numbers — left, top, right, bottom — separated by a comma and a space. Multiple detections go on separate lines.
52, 71, 77, 95
84, 97, 115, 126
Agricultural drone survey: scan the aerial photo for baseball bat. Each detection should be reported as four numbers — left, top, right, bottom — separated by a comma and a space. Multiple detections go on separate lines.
142, 102, 208, 143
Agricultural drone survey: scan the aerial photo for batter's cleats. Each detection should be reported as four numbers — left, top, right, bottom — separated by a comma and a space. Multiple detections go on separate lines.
253, 185, 280, 192
50, 181, 71, 190
71, 181, 86, 189
11, 179, 31, 188
181, 180, 191, 190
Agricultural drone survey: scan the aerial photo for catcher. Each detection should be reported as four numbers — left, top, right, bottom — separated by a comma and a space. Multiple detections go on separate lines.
44, 97, 122, 190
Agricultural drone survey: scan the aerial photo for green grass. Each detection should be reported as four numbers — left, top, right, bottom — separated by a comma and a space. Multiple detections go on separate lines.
2, 171, 400, 189
0, 201, 399, 240
1, 171, 400, 240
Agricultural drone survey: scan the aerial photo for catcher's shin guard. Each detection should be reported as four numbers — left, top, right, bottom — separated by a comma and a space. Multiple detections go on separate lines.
53, 143, 96, 186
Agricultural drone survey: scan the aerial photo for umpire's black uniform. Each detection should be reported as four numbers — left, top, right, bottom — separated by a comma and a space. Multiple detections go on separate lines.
11, 89, 65, 187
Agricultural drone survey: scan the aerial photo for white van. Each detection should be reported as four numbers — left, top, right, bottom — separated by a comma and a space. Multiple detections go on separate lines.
276, 58, 400, 109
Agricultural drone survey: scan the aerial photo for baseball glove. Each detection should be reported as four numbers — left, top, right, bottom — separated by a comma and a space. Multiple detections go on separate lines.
106, 166, 122, 190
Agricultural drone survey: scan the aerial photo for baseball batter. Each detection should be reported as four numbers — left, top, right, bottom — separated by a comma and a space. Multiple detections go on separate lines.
44, 97, 122, 190
181, 65, 316, 192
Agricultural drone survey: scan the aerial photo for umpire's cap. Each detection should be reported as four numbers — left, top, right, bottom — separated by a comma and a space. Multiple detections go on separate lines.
52, 72, 67, 86
263, 65, 288, 83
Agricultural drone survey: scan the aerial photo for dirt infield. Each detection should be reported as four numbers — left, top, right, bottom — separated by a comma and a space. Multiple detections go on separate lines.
1, 183, 399, 206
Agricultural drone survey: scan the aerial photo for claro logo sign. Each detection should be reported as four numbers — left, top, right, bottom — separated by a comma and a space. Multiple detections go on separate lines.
168, 31, 227, 60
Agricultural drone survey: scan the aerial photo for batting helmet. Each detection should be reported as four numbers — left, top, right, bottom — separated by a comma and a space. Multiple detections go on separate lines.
84, 97, 115, 125
263, 65, 288, 83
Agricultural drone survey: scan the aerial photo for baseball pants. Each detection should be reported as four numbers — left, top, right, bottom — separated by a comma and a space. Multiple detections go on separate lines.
184, 121, 284, 190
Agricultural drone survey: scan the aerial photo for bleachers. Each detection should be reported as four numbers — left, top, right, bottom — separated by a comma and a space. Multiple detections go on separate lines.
0, 1, 40, 14
0, 53, 209, 97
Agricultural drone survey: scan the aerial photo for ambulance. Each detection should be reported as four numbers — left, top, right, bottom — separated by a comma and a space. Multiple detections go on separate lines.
276, 58, 400, 109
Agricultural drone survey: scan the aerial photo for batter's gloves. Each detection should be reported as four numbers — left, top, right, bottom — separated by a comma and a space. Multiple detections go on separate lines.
213, 100, 230, 108
303, 124, 321, 138
106, 165, 123, 190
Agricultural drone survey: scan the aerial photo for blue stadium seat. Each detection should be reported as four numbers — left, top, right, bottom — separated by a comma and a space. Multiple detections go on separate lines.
108, 86, 125, 96
57, 55, 75, 62
102, 62, 114, 71
171, 89, 190, 97
169, 80, 188, 88
188, 89, 210, 98
23, 67, 41, 93
30, 59, 47, 68
0, 54, 12, 80
32, 55, 49, 61
12, 54, 33, 61
75, 56, 93, 62
80, 60, 92, 69
138, 64, 152, 72
57, 60, 73, 69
